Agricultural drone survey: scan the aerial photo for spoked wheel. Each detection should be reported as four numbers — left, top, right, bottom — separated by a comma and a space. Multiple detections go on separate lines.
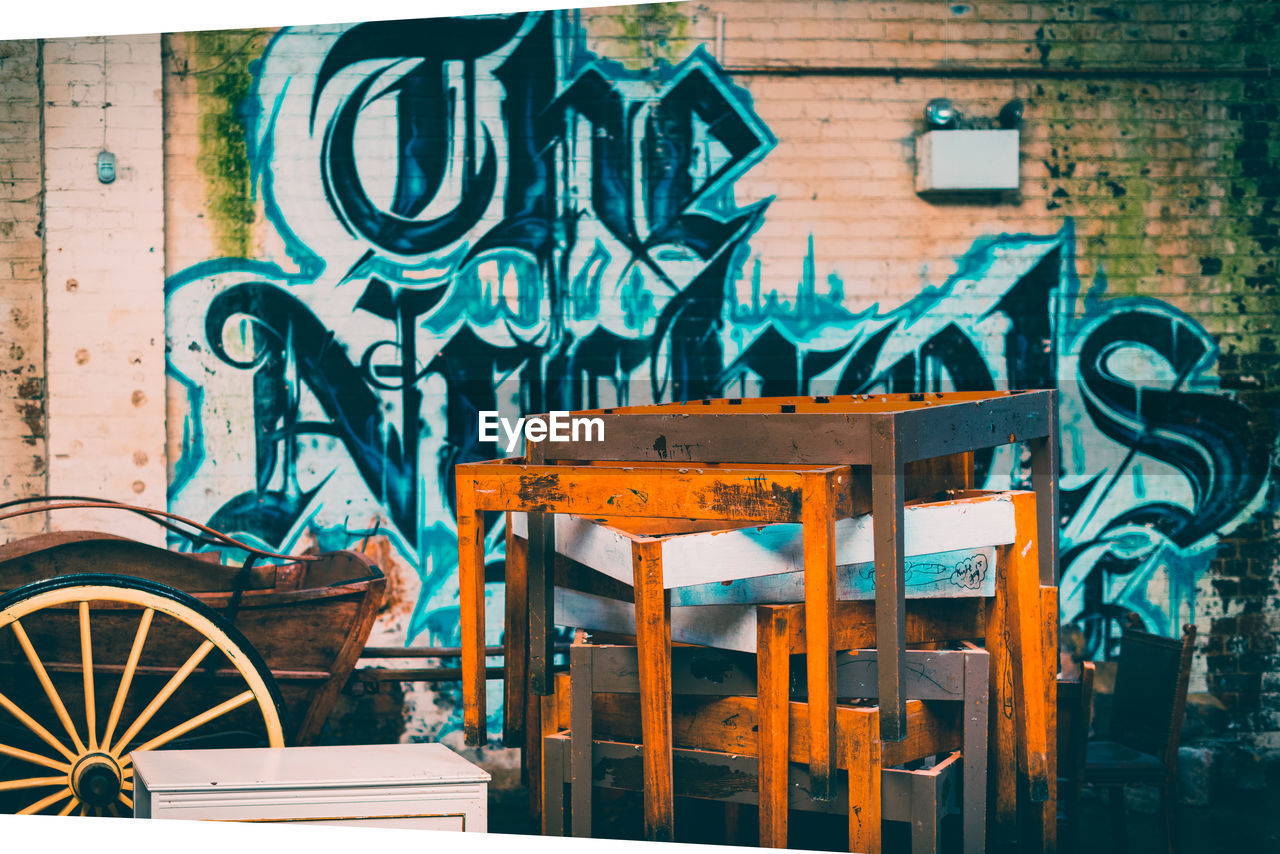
0, 574, 287, 816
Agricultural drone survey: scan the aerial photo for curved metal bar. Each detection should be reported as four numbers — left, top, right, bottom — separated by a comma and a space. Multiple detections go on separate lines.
0, 495, 231, 550
0, 500, 320, 563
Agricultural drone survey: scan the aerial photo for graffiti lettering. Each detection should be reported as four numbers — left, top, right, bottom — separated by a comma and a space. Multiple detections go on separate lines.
165, 13, 1273, 738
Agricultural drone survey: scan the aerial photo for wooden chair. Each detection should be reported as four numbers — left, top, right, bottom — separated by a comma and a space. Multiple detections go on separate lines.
456, 456, 857, 814
510, 490, 1053, 848
1056, 661, 1095, 852
547, 641, 989, 854
1083, 624, 1195, 854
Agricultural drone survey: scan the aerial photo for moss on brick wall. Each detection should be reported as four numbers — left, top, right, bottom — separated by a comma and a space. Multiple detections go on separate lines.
189, 30, 268, 259
613, 3, 693, 70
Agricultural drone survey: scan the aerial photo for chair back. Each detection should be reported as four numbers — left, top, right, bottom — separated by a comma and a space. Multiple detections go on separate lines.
1111, 624, 1196, 766
1058, 662, 1095, 783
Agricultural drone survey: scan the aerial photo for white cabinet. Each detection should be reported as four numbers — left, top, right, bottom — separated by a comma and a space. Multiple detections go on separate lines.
132, 743, 489, 831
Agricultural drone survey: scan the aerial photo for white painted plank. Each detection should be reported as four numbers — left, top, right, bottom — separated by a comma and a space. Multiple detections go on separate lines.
658, 492, 1016, 587
669, 546, 996, 605
555, 588, 760, 653
510, 511, 636, 586
515, 492, 1017, 590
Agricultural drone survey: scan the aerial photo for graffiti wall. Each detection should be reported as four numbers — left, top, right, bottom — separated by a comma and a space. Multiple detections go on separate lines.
164, 10, 1274, 737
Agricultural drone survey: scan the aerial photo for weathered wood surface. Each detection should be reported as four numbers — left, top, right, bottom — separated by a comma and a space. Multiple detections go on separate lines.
503, 514, 528, 746
524, 389, 1054, 752
582, 389, 1036, 414
757, 606, 792, 847
631, 540, 675, 841
872, 413, 907, 742
458, 460, 854, 522
1035, 585, 1059, 853
456, 485, 487, 744
537, 390, 1054, 466
587, 692, 960, 769
541, 736, 965, 830
963, 646, 991, 854
1005, 492, 1050, 803
1028, 393, 1061, 587
803, 469, 839, 800
457, 458, 853, 790
509, 490, 1012, 594
888, 751, 962, 854
847, 698, 884, 854
0, 537, 384, 746
554, 588, 987, 654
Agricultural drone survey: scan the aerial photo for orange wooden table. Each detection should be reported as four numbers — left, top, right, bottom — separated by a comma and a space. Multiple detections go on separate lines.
524, 390, 1059, 751
510, 490, 1053, 849
455, 459, 856, 810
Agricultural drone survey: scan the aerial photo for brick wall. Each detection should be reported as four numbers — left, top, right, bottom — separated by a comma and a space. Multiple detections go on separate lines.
581, 0, 1280, 746
40, 35, 169, 542
1, 2, 1278, 756
0, 39, 48, 536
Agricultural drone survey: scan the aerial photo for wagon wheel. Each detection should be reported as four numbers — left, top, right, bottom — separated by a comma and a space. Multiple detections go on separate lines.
0, 574, 287, 816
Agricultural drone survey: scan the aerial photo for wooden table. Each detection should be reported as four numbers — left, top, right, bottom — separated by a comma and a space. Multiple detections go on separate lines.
455, 458, 857, 807
523, 391, 1057, 738
509, 489, 1051, 847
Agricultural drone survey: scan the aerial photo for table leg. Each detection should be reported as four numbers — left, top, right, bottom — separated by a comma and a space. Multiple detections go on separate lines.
847, 708, 883, 854
803, 471, 838, 800
1007, 492, 1050, 804
632, 538, 674, 842
570, 643, 594, 838
988, 548, 1017, 845
757, 605, 793, 847
543, 734, 567, 836
911, 769, 939, 854
457, 489, 487, 746
528, 511, 555, 696
871, 416, 906, 743
504, 519, 528, 748
1036, 584, 1059, 853
963, 648, 990, 854
1029, 392, 1060, 587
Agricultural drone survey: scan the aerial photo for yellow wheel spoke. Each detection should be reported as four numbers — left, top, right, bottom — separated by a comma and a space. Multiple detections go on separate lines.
0, 775, 67, 792
107, 803, 121, 817
0, 689, 78, 762
57, 796, 80, 817
80, 804, 88, 816
18, 786, 72, 815
110, 639, 215, 757
0, 740, 72, 773
118, 792, 133, 810
101, 607, 153, 750
133, 691, 254, 753
121, 779, 133, 792
80, 601, 98, 750
11, 619, 86, 754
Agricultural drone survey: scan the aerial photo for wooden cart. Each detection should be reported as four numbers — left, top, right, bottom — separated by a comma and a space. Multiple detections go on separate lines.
0, 500, 386, 817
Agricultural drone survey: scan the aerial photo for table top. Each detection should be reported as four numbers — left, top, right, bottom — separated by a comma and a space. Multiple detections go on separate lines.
579, 389, 1050, 416
131, 743, 491, 791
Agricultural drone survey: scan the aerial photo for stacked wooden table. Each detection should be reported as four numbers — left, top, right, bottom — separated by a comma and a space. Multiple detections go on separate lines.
454, 390, 1059, 850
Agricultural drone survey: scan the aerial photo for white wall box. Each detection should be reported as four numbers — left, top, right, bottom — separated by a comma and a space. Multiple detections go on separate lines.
915, 129, 1020, 192
132, 743, 490, 830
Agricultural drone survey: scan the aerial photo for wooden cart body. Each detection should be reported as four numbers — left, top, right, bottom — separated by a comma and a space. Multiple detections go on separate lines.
0, 530, 385, 748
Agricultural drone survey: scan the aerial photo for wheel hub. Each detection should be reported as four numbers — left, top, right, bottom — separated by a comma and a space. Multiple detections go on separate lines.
71, 753, 123, 808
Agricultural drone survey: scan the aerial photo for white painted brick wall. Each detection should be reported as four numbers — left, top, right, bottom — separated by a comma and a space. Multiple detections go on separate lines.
41, 35, 168, 544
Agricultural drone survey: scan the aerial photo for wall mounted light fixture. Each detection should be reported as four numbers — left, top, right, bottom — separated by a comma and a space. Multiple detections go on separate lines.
915, 99, 1021, 194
